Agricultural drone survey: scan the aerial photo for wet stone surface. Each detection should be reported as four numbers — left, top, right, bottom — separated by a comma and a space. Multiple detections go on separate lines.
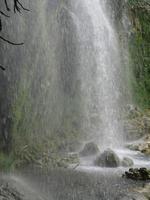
123, 168, 150, 181
94, 149, 120, 168
0, 175, 44, 200
79, 142, 100, 157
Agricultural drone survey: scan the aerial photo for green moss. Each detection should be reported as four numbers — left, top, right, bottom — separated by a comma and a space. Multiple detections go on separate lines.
128, 0, 150, 108
9, 84, 79, 169
0, 153, 15, 171
11, 85, 32, 149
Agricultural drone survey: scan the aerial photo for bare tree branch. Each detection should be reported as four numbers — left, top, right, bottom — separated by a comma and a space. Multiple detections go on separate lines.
4, 0, 10, 11
0, 65, 6, 70
0, 36, 24, 45
17, 1, 30, 12
0, 18, 2, 31
0, 11, 10, 18
13, 0, 30, 13
0, 0, 29, 70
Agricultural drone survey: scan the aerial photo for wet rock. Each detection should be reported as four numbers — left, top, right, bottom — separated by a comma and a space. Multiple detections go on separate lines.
126, 143, 140, 151
123, 168, 150, 180
139, 138, 150, 155
0, 183, 23, 200
79, 142, 100, 156
0, 176, 44, 200
144, 135, 150, 141
122, 157, 134, 167
123, 107, 150, 141
126, 104, 142, 119
127, 135, 150, 156
143, 117, 150, 132
136, 184, 150, 199
124, 119, 145, 141
58, 153, 80, 168
117, 193, 147, 200
94, 148, 120, 168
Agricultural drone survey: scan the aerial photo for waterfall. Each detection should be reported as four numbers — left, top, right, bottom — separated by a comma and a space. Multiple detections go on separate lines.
0, 0, 125, 153
67, 0, 124, 149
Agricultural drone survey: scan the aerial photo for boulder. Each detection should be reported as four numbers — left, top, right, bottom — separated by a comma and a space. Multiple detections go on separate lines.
122, 157, 134, 167
123, 168, 150, 180
94, 148, 120, 168
79, 142, 100, 156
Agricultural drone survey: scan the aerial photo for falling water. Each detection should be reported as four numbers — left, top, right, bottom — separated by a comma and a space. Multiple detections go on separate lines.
0, 0, 125, 154
1, 1, 148, 199
66, 0, 124, 149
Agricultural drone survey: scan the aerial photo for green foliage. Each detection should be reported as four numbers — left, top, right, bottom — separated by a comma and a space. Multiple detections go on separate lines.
128, 0, 150, 108
12, 88, 30, 149
128, 0, 150, 9
0, 153, 15, 171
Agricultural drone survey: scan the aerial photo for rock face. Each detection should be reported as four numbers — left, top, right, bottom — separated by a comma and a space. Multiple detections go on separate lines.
122, 157, 134, 167
143, 117, 150, 133
124, 106, 150, 141
124, 119, 144, 141
79, 142, 100, 157
94, 149, 120, 168
140, 135, 150, 155
126, 104, 142, 119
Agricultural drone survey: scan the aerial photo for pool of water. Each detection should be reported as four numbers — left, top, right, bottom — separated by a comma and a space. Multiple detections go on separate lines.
14, 167, 147, 200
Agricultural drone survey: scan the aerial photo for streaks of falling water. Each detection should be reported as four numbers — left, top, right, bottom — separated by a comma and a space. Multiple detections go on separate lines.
0, 0, 125, 153
74, 0, 124, 148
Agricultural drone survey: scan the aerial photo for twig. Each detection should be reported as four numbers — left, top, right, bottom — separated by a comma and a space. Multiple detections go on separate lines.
0, 0, 29, 71
4, 0, 10, 11
0, 11, 10, 18
0, 36, 24, 45
72, 163, 79, 170
14, 0, 30, 13
17, 1, 30, 12
0, 65, 6, 70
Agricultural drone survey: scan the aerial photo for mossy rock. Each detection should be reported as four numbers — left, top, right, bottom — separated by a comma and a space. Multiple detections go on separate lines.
122, 157, 134, 167
123, 168, 150, 180
94, 149, 120, 168
79, 142, 100, 157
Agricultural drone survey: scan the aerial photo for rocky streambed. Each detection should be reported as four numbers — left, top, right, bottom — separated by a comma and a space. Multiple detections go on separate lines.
1, 152, 149, 200
1, 106, 150, 200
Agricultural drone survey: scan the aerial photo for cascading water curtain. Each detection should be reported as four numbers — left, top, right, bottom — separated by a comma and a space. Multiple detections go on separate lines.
69, 0, 124, 149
